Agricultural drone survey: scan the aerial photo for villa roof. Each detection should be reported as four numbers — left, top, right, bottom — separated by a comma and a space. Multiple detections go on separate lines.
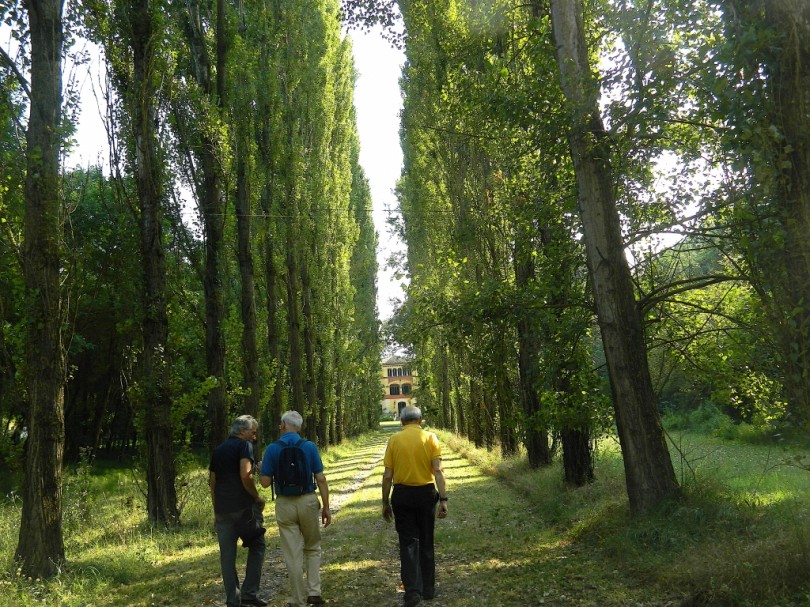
382, 355, 412, 366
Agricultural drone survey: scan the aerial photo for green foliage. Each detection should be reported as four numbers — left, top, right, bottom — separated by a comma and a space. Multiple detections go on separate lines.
663, 401, 784, 445
664, 401, 730, 433
645, 237, 790, 435
393, 0, 607, 460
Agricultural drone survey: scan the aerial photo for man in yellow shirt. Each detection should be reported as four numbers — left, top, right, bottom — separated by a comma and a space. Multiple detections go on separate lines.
382, 406, 448, 607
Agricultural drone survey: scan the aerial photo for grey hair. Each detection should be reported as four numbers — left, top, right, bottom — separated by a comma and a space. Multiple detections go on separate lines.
230, 415, 258, 436
399, 406, 422, 422
281, 410, 304, 430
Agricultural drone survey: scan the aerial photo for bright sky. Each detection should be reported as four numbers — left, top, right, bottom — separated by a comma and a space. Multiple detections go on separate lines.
68, 28, 407, 323
349, 28, 406, 322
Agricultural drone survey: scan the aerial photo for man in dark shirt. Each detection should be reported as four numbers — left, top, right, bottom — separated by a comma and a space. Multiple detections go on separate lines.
209, 415, 268, 607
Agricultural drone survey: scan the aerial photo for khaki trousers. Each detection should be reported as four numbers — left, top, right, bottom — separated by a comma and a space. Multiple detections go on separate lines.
275, 492, 323, 606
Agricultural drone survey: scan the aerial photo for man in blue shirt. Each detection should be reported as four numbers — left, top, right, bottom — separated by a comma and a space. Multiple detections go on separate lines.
260, 411, 331, 607
209, 415, 268, 607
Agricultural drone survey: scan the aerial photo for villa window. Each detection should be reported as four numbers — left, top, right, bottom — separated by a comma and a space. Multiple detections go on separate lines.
390, 385, 400, 396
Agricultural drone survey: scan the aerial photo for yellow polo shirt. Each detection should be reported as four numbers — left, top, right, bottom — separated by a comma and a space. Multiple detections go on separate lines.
384, 423, 442, 486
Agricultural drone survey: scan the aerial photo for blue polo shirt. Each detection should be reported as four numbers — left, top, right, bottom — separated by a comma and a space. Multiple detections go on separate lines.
260, 432, 324, 495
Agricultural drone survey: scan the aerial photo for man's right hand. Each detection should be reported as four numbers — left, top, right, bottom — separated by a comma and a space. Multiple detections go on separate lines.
382, 503, 393, 522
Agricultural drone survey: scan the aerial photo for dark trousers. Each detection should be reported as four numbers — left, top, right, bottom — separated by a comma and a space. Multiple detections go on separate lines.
215, 504, 266, 607
391, 484, 438, 599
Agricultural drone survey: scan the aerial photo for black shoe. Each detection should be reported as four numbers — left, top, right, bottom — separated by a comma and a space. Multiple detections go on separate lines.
241, 598, 269, 607
307, 596, 326, 605
403, 593, 422, 607
423, 590, 435, 600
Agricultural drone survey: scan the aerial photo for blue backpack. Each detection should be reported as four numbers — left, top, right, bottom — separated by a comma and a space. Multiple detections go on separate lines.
275, 438, 311, 496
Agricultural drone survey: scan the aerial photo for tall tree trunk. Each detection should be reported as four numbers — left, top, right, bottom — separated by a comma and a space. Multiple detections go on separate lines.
286, 244, 306, 412
300, 252, 318, 422
495, 347, 518, 457
130, 0, 178, 525
482, 391, 496, 450
554, 360, 594, 487
202, 140, 227, 451
469, 375, 483, 447
770, 1, 810, 428
15, 0, 66, 578
316, 346, 328, 445
181, 0, 228, 449
0, 298, 19, 427
548, 0, 678, 513
236, 134, 260, 418
561, 427, 594, 486
725, 0, 810, 427
439, 343, 452, 430
262, 205, 283, 428
258, 117, 284, 431
334, 339, 344, 443
452, 352, 466, 437
514, 230, 552, 467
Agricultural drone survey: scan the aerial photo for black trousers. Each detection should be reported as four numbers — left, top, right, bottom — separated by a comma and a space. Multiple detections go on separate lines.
391, 483, 438, 598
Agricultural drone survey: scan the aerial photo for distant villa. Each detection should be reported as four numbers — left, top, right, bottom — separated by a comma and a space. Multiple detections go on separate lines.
380, 356, 418, 418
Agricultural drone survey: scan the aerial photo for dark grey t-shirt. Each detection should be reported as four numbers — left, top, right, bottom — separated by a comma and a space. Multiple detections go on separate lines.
209, 436, 255, 514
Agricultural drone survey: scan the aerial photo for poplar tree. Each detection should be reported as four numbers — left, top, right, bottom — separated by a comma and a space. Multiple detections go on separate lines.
15, 0, 68, 576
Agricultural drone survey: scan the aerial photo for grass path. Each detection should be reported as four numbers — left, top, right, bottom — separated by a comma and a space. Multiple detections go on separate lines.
247, 428, 668, 607
1, 427, 807, 606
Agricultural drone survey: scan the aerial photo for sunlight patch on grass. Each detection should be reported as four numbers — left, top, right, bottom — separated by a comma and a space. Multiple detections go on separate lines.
326, 558, 385, 571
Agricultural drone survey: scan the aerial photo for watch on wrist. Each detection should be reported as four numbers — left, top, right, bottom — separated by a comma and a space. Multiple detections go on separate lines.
439, 496, 448, 502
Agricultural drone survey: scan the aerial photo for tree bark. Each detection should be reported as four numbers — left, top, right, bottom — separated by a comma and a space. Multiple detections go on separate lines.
334, 341, 344, 443
286, 244, 306, 412
258, 117, 284, 432
180, 0, 228, 450
770, 1, 810, 428
439, 343, 452, 429
300, 252, 318, 421
316, 344, 329, 446
452, 351, 466, 437
236, 133, 260, 418
725, 0, 810, 427
15, 0, 66, 578
495, 346, 518, 457
548, 0, 679, 513
130, 0, 178, 525
514, 228, 552, 467
561, 427, 594, 486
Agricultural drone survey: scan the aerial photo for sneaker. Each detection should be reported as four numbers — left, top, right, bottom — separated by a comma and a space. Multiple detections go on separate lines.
307, 597, 326, 605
